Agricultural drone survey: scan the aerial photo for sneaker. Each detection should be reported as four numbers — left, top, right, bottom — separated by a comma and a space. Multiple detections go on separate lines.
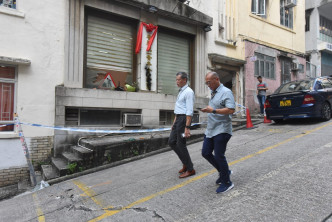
216, 170, 233, 185
216, 182, 234, 193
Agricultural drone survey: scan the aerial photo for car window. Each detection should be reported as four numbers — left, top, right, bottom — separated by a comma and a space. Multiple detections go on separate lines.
321, 78, 332, 89
314, 81, 323, 90
275, 80, 314, 93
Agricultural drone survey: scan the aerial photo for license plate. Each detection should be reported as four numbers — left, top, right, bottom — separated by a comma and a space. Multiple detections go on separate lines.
280, 100, 291, 106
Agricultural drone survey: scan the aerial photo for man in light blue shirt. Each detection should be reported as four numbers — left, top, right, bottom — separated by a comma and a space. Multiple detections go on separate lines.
168, 72, 196, 178
201, 72, 235, 193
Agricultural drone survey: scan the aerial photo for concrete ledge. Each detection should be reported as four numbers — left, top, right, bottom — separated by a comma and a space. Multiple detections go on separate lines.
0, 56, 30, 65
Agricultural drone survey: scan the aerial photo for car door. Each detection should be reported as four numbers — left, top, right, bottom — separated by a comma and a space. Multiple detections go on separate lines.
325, 78, 332, 104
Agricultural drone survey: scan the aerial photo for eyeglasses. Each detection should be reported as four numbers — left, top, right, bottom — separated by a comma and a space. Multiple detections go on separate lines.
205, 81, 211, 85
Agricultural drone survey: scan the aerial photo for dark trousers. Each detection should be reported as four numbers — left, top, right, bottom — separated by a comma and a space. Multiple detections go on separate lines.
168, 115, 194, 171
257, 95, 266, 114
202, 133, 232, 184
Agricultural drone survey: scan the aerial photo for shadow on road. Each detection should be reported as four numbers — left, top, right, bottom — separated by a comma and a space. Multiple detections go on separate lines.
271, 118, 330, 126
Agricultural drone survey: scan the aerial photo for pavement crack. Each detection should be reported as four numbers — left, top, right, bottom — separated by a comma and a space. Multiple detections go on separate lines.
131, 207, 148, 212
152, 210, 166, 221
124, 207, 165, 221
68, 205, 93, 212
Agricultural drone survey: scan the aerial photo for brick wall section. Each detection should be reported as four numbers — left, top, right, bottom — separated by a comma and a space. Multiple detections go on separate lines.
29, 136, 53, 168
0, 167, 29, 187
0, 136, 53, 188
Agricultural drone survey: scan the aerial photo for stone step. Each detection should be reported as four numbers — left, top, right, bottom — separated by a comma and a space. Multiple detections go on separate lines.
71, 146, 94, 159
54, 143, 73, 156
51, 157, 68, 176
41, 164, 58, 181
62, 152, 83, 164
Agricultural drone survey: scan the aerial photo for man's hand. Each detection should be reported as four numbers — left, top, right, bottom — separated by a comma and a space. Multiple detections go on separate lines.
201, 106, 214, 113
184, 128, 191, 138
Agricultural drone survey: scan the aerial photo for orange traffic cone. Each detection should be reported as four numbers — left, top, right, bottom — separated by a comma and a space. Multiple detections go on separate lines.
263, 104, 271, 123
246, 108, 254, 128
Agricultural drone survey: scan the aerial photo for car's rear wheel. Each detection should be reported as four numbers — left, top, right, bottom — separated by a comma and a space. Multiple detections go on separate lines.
321, 102, 331, 121
273, 119, 283, 124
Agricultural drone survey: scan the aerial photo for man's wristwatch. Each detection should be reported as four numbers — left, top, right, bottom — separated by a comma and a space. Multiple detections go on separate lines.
185, 126, 191, 129
212, 109, 216, 114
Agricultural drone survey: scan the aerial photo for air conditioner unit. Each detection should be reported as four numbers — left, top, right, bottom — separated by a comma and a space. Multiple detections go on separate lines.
123, 113, 142, 126
291, 62, 300, 70
285, 0, 296, 8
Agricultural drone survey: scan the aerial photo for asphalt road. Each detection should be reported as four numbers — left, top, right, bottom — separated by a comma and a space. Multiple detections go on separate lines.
1, 119, 332, 222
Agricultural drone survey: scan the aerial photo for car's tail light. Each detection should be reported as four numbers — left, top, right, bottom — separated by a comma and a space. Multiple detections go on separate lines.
265, 100, 271, 108
303, 94, 316, 104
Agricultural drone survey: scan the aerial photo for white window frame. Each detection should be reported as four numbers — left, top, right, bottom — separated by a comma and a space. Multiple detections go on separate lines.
280, 0, 293, 29
252, 0, 266, 16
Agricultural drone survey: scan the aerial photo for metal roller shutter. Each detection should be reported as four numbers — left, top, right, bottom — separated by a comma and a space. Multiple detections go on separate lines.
157, 32, 190, 95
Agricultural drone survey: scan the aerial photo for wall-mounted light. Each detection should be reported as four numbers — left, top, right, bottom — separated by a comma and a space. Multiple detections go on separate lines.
203, 25, 212, 32
148, 5, 158, 13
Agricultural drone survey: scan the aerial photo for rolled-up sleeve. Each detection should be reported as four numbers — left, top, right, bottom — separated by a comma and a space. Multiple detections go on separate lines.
185, 91, 195, 116
225, 91, 236, 109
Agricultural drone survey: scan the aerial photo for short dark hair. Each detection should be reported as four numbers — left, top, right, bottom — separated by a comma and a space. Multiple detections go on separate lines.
257, 76, 262, 79
176, 72, 189, 81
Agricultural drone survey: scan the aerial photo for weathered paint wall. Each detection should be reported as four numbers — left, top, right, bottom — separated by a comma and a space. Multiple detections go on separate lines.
0, 1, 66, 169
245, 41, 306, 113
0, 1, 66, 137
238, 0, 306, 55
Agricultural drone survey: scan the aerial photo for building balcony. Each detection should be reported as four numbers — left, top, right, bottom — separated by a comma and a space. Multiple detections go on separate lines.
318, 1, 332, 20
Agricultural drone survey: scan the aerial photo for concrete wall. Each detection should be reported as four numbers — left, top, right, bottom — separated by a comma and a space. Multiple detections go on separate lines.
54, 86, 208, 155
0, 0, 66, 137
0, 1, 66, 179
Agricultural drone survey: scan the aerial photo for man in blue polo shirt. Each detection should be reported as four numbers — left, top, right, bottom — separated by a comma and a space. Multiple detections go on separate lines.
201, 72, 235, 193
168, 72, 196, 178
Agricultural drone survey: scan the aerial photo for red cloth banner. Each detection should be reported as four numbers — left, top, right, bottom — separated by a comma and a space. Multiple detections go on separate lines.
135, 22, 158, 54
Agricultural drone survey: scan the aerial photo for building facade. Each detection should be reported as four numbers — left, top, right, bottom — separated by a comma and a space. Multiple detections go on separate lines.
0, 0, 66, 189
0, 0, 213, 188
0, 0, 311, 190
241, 0, 306, 113
306, 0, 332, 76
192, 0, 307, 114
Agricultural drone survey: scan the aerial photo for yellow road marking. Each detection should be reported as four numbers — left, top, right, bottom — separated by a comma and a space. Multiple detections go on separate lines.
73, 180, 112, 210
32, 193, 45, 222
89, 180, 112, 189
80, 181, 113, 197
88, 122, 332, 222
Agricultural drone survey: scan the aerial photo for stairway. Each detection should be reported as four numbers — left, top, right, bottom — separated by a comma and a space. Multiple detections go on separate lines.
41, 145, 93, 180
